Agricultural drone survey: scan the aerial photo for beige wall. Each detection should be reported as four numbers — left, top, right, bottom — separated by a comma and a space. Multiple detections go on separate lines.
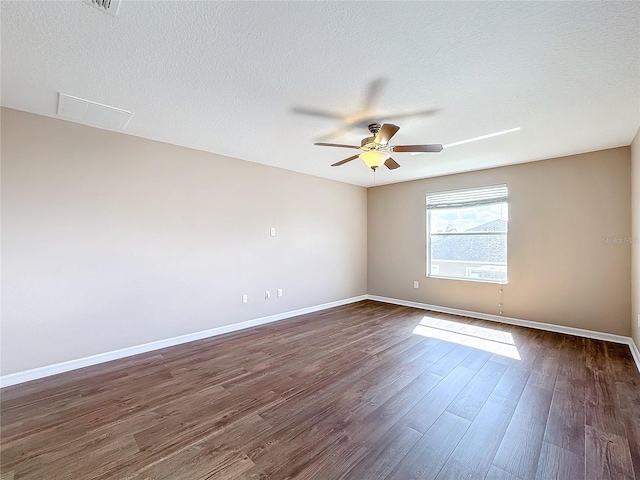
0, 108, 367, 375
632, 129, 640, 350
368, 148, 632, 336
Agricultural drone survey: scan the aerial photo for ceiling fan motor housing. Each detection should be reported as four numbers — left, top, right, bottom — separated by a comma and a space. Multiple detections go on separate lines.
361, 135, 390, 152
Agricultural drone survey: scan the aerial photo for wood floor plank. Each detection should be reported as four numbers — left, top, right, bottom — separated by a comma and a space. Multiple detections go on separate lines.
534, 441, 585, 480
96, 411, 272, 479
543, 388, 585, 456
554, 336, 588, 396
130, 424, 257, 480
8, 426, 141, 479
292, 437, 369, 480
609, 344, 640, 480
616, 380, 640, 480
446, 360, 509, 421
238, 374, 383, 479
240, 383, 367, 472
241, 406, 357, 479
132, 447, 254, 480
585, 367, 628, 438
341, 424, 422, 479
486, 465, 521, 480
1, 300, 639, 480
526, 332, 561, 391
132, 389, 282, 454
426, 344, 474, 377
585, 425, 636, 480
517, 329, 547, 367
1, 369, 175, 441
259, 377, 372, 429
435, 393, 519, 480
348, 369, 445, 447
492, 384, 554, 480
387, 411, 471, 480
460, 349, 493, 371
401, 365, 475, 434
492, 361, 532, 401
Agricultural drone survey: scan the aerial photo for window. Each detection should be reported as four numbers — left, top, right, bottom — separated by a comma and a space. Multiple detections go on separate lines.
427, 184, 508, 283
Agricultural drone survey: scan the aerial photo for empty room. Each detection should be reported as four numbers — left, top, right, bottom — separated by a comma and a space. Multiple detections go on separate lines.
1, 1, 639, 479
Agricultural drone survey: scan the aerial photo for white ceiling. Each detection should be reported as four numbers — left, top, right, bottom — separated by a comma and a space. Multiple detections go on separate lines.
2, 1, 639, 187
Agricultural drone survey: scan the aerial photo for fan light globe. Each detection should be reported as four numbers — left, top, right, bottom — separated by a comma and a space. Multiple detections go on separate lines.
360, 150, 390, 170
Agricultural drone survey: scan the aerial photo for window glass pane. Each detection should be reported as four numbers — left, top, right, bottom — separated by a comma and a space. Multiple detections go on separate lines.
428, 200, 508, 283
431, 233, 507, 263
429, 203, 508, 234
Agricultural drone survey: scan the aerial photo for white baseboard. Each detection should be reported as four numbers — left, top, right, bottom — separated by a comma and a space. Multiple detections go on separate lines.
0, 295, 367, 388
367, 295, 640, 373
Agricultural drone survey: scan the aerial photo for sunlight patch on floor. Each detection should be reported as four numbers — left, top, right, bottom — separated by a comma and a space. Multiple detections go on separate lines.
412, 316, 521, 360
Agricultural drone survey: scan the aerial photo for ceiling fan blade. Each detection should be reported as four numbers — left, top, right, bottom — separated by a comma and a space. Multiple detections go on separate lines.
380, 108, 439, 121
392, 144, 443, 153
331, 154, 360, 167
315, 124, 355, 142
384, 158, 401, 170
374, 123, 400, 144
361, 78, 387, 110
291, 106, 343, 120
314, 142, 361, 149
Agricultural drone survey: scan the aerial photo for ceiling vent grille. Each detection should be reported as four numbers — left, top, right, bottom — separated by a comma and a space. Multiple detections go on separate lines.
85, 0, 121, 17
57, 93, 133, 130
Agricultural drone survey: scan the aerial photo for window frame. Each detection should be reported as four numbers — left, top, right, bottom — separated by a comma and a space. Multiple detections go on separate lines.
426, 184, 508, 284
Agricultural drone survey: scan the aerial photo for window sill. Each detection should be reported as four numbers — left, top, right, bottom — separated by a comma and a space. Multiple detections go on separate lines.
426, 274, 508, 285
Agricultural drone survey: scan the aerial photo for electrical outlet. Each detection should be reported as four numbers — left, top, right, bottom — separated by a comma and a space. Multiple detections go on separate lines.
265, 290, 271, 299
413, 281, 419, 289
270, 227, 276, 237
637, 313, 640, 328
242, 294, 248, 304
277, 288, 283, 297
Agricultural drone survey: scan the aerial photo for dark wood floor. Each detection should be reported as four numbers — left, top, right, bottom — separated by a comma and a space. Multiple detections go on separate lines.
1, 300, 639, 480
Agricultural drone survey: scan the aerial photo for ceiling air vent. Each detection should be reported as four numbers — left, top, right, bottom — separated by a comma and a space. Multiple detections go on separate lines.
85, 0, 121, 17
57, 93, 133, 130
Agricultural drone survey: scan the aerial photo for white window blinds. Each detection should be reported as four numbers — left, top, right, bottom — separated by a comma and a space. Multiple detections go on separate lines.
427, 184, 508, 209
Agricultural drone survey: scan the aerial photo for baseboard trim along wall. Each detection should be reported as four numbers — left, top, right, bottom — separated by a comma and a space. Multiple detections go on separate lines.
0, 295, 367, 388
367, 295, 640, 373
2, 293, 639, 387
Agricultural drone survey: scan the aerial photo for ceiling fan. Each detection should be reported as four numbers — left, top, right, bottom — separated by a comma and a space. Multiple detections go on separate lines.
315, 123, 442, 171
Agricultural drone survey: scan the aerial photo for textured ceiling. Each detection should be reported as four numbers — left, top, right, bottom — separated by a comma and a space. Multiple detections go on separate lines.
2, 1, 639, 187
